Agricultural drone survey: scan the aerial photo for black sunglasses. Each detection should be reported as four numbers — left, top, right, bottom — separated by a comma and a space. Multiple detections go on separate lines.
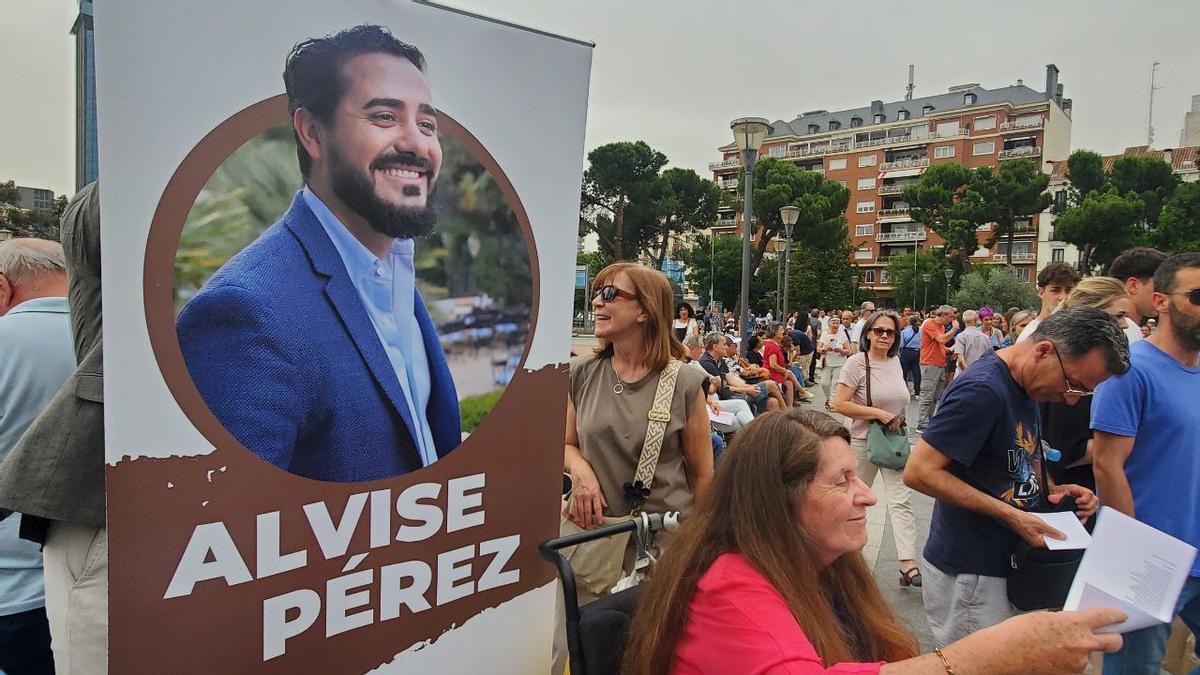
592, 284, 637, 303
1169, 289, 1200, 306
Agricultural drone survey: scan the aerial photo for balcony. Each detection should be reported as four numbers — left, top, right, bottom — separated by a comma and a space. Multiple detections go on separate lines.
993, 253, 1036, 263
879, 157, 930, 171
877, 207, 911, 221
799, 167, 825, 176
999, 118, 1044, 132
876, 228, 927, 243
714, 218, 736, 228
718, 178, 739, 190
708, 157, 742, 172
773, 142, 851, 161
852, 129, 967, 150
998, 146, 1041, 160
878, 182, 918, 196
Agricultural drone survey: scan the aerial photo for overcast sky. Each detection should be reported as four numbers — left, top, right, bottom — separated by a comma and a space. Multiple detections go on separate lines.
3, 0, 1198, 198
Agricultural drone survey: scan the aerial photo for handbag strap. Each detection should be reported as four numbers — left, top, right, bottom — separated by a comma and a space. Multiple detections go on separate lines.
864, 352, 873, 408
633, 359, 683, 491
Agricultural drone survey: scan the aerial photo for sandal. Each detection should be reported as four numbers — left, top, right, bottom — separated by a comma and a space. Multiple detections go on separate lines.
899, 567, 922, 588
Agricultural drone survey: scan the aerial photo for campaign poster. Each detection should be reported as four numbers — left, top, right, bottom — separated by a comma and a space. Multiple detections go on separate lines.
95, 1, 591, 672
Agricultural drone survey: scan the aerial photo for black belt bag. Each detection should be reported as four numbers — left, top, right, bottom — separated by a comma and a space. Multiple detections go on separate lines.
1006, 446, 1084, 611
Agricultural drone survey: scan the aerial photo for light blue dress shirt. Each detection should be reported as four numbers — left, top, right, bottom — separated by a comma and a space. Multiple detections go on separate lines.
0, 296, 74, 615
302, 188, 438, 467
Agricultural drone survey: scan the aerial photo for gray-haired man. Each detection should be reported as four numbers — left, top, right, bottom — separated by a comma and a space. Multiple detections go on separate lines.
0, 238, 73, 674
905, 306, 1130, 645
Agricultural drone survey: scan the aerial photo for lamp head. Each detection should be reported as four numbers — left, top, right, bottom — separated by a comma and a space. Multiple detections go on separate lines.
730, 117, 771, 152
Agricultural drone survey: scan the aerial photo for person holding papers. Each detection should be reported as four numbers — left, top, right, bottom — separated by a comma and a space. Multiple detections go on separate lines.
1092, 252, 1200, 673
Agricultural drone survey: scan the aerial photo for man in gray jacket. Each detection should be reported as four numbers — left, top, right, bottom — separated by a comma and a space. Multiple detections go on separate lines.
0, 182, 107, 674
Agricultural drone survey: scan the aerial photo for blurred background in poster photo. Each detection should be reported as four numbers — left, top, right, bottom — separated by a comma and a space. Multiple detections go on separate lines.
173, 122, 533, 436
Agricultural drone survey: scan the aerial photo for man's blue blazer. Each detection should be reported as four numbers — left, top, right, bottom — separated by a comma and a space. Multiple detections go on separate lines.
176, 192, 461, 482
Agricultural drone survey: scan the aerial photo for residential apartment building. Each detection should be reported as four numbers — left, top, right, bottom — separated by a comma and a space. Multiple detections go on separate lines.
710, 65, 1072, 298
1181, 95, 1200, 148
1038, 144, 1199, 271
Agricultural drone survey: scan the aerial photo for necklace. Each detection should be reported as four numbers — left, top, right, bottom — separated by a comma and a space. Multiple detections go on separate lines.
613, 376, 627, 395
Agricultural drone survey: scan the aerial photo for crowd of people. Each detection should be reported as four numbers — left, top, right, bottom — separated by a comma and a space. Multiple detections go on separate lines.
563, 245, 1200, 674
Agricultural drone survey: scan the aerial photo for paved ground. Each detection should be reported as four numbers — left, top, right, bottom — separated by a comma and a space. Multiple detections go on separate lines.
806, 373, 937, 651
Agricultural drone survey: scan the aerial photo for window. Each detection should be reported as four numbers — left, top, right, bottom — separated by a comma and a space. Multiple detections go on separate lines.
829, 120, 841, 131
1053, 190, 1067, 211
855, 248, 873, 260
935, 120, 961, 137
873, 113, 886, 124
865, 270, 876, 283
963, 93, 977, 105
856, 178, 877, 190
768, 145, 786, 157
828, 158, 847, 170
850, 117, 863, 128
858, 154, 878, 167
897, 109, 910, 121
934, 146, 955, 159
1016, 268, 1031, 282
975, 115, 997, 130
856, 201, 876, 214
808, 124, 820, 134
972, 141, 995, 156
1052, 248, 1065, 262
881, 270, 892, 284
855, 224, 874, 236
922, 105, 935, 116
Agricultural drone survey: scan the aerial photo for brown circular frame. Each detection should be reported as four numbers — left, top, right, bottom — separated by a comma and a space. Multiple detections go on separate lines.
143, 94, 540, 475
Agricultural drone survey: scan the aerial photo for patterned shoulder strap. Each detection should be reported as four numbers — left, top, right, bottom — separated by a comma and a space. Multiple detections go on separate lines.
630, 360, 684, 504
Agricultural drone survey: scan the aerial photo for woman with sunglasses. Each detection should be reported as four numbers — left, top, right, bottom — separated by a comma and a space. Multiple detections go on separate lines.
831, 310, 922, 587
1039, 277, 1130, 493
565, 262, 714, 538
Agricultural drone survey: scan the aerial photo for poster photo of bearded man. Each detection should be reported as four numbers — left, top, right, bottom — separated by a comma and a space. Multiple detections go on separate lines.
175, 24, 533, 482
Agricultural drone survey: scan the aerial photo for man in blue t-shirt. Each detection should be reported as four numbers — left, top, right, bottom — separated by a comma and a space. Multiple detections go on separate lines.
905, 306, 1130, 646
1092, 252, 1200, 674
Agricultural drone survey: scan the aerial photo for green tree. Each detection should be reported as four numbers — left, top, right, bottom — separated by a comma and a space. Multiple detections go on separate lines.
1061, 150, 1107, 208
904, 162, 993, 272
646, 167, 722, 269
678, 233, 743, 309
747, 157, 850, 277
1109, 155, 1178, 229
991, 159, 1051, 265
1052, 190, 1143, 272
579, 141, 667, 261
784, 240, 860, 312
1152, 182, 1200, 253
0, 180, 19, 206
949, 265, 1039, 312
885, 250, 950, 311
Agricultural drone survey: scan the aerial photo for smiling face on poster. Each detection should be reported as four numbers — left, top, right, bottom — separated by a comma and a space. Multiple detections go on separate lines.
96, 3, 589, 673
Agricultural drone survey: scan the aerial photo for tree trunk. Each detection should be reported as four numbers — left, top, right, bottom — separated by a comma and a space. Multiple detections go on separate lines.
654, 219, 672, 270
613, 194, 626, 260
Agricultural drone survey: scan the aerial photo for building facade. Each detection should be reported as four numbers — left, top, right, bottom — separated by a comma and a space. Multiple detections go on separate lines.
72, 0, 98, 190
710, 65, 1072, 299
15, 186, 56, 214
1038, 144, 1199, 272
1181, 95, 1200, 148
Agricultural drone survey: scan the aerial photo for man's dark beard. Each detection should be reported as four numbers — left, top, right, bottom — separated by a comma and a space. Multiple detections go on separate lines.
328, 147, 438, 239
1168, 300, 1200, 352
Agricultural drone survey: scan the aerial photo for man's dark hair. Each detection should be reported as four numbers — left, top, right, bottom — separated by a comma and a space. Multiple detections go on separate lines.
1109, 247, 1169, 283
284, 25, 426, 179
1036, 261, 1081, 289
1027, 305, 1130, 376
1153, 252, 1200, 295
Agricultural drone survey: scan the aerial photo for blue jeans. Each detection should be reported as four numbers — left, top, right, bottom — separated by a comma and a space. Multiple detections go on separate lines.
900, 347, 921, 393
1104, 575, 1200, 674
711, 432, 725, 461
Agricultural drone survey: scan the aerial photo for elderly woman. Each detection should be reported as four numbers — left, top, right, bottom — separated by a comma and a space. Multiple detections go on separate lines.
832, 311, 921, 587
816, 314, 851, 410
566, 263, 713, 532
623, 409, 1125, 674
1008, 309, 1035, 343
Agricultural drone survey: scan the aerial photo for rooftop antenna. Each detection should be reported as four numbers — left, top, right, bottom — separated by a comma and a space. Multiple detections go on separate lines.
905, 64, 915, 101
1148, 61, 1163, 146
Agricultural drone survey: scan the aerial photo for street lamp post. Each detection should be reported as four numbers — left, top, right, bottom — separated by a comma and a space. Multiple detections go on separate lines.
780, 205, 799, 322
943, 268, 954, 305
851, 272, 859, 307
921, 273, 931, 312
731, 116, 770, 354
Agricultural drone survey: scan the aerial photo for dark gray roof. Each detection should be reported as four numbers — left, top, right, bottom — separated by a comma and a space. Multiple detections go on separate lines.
766, 85, 1048, 139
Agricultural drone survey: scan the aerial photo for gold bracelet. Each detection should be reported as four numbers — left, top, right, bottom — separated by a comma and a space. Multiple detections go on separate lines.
932, 647, 955, 675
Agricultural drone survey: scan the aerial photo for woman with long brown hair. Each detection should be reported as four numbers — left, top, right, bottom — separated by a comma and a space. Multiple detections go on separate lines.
623, 409, 1125, 674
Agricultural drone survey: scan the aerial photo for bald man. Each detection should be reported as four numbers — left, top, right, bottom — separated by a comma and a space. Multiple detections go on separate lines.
0, 238, 73, 674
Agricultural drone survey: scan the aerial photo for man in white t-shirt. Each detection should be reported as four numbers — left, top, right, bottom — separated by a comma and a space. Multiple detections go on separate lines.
1016, 262, 1080, 343
1107, 247, 1168, 345
848, 301, 875, 350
